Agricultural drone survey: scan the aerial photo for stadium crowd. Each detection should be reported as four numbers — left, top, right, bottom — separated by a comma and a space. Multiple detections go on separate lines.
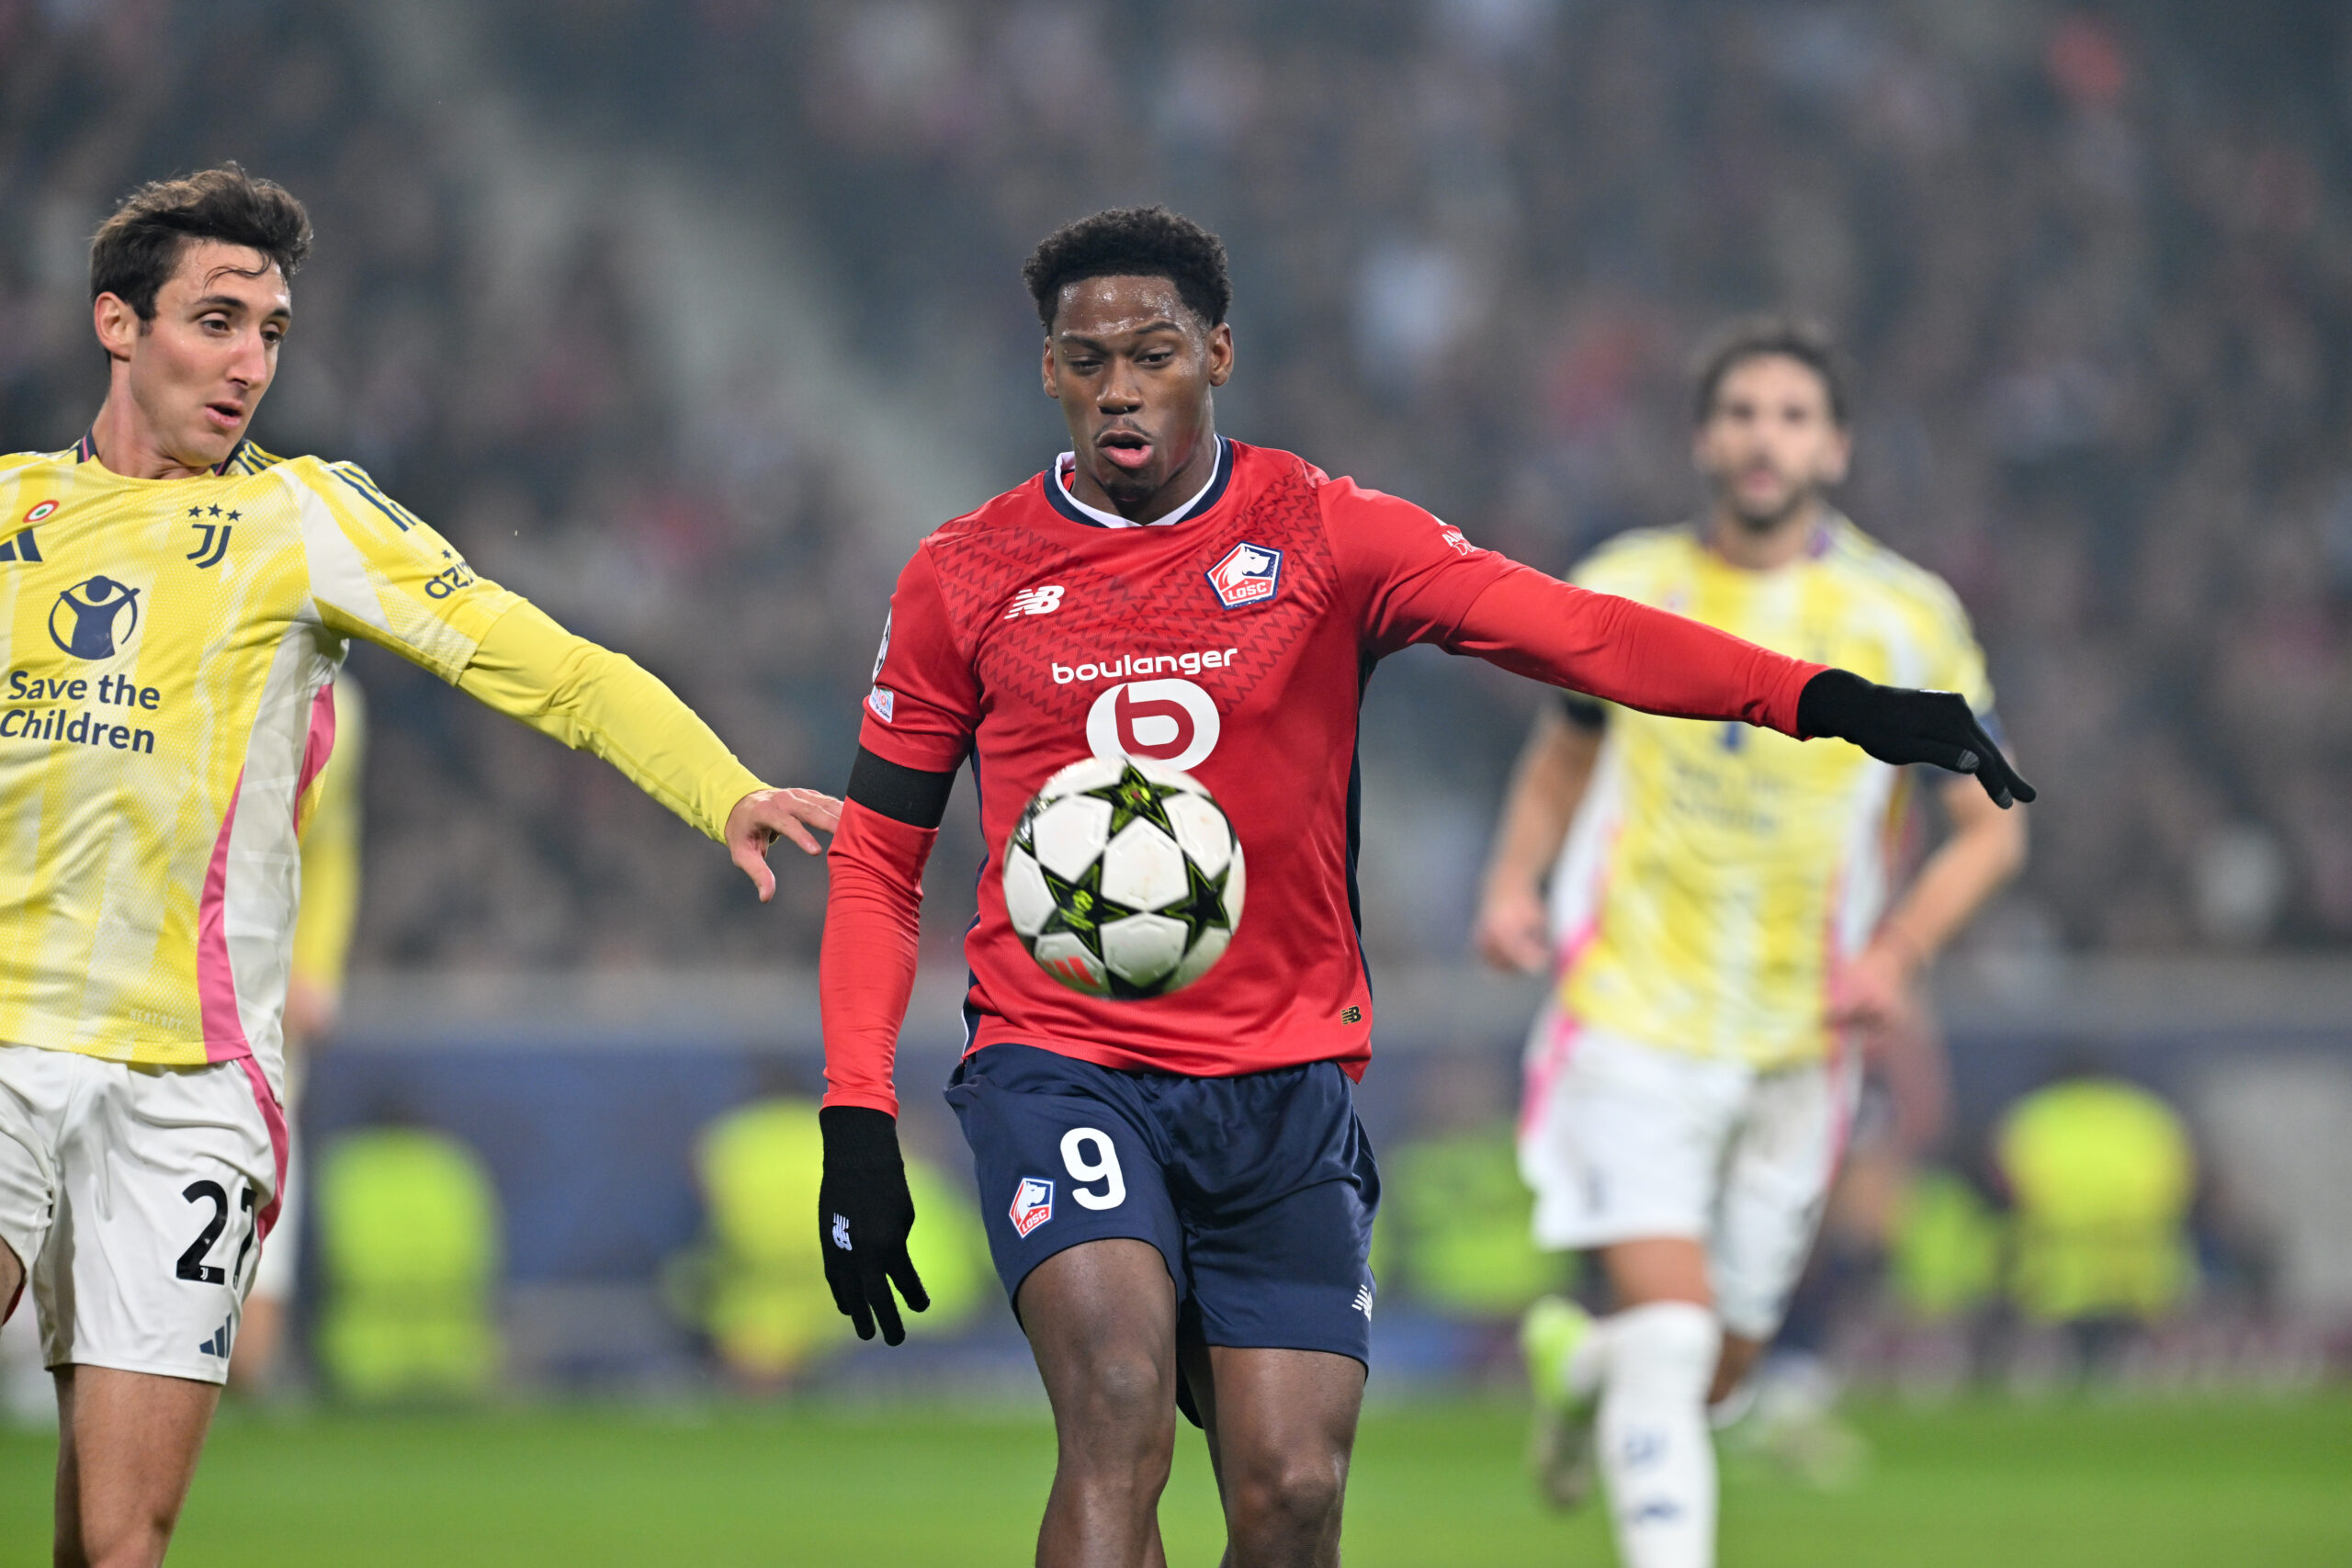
6, 0, 2351, 966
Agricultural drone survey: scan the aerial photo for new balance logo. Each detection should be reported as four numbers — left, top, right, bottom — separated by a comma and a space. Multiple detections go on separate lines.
0, 527, 43, 563
1006, 585, 1065, 618
198, 1318, 233, 1358
1353, 1285, 1375, 1319
831, 1213, 853, 1251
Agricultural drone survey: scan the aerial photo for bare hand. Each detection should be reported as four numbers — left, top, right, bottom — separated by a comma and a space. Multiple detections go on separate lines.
1475, 883, 1553, 974
1828, 937, 1918, 1036
727, 787, 842, 903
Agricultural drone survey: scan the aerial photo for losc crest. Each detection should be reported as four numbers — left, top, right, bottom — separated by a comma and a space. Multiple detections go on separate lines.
1010, 1176, 1055, 1238
1205, 542, 1282, 610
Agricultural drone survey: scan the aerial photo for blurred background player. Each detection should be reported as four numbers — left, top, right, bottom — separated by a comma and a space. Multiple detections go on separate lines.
1480, 319, 2030, 1568
0, 166, 837, 1568
230, 674, 365, 1398
819, 213, 2027, 1568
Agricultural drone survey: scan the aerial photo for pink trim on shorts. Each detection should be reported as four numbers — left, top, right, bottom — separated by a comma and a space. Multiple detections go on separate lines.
1517, 916, 1600, 1141
1517, 1007, 1583, 1142
293, 682, 338, 825
198, 769, 253, 1064
236, 1055, 290, 1243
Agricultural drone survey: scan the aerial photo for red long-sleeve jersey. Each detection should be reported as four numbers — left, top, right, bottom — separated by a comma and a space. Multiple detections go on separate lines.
821, 440, 1825, 1113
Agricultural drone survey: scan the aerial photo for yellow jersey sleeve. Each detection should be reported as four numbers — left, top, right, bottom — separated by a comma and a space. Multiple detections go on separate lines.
454, 601, 768, 844
288, 460, 766, 841
291, 677, 365, 998
290, 460, 519, 680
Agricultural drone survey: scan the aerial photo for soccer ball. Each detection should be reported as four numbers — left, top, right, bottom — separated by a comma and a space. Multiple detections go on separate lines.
1002, 756, 1246, 999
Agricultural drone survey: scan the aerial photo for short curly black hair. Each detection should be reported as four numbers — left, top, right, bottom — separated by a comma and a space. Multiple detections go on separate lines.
1022, 206, 1231, 333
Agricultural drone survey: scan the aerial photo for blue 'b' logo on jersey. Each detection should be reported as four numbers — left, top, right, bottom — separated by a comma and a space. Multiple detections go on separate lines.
49, 576, 141, 659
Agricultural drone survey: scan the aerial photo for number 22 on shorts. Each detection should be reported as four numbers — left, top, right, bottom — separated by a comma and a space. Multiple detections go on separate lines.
1060, 1127, 1126, 1211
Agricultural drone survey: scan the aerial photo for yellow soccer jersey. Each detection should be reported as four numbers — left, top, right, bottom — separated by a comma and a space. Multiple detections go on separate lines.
1546, 516, 1993, 1068
0, 437, 763, 1099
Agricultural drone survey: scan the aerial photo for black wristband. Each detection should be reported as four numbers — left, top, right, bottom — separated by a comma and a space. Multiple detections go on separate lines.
1794, 668, 1871, 741
819, 1104, 903, 1168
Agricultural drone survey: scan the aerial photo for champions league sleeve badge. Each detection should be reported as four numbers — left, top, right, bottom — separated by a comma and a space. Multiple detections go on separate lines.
1205, 541, 1283, 609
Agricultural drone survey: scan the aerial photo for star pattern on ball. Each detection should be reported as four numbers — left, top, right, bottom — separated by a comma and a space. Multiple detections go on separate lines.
1012, 771, 1239, 998
1026, 844, 1144, 972
1075, 761, 1184, 840
1168, 854, 1236, 948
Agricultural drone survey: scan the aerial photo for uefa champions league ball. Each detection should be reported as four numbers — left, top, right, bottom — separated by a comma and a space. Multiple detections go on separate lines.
1002, 756, 1246, 999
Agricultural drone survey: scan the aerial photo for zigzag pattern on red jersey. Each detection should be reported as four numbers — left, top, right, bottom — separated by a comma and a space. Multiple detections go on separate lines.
922, 453, 1335, 733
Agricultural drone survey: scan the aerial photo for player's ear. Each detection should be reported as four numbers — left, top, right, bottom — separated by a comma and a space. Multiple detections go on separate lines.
1205, 321, 1234, 388
93, 292, 139, 364
1040, 336, 1058, 399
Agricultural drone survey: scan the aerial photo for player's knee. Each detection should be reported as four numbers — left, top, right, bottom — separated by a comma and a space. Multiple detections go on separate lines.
1060, 1348, 1172, 1444
1607, 1301, 1721, 1402
74, 1509, 181, 1568
1229, 1450, 1345, 1542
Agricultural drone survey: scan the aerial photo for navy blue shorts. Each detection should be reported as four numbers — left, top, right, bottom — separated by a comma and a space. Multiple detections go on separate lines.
944, 1043, 1381, 1367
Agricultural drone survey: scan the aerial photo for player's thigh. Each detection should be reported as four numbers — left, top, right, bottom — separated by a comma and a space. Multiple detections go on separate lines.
40, 1057, 279, 1382
1189, 1345, 1363, 1532
1518, 1025, 1745, 1252
1709, 1054, 1859, 1341
1017, 1237, 1184, 1438
1171, 1062, 1379, 1369
54, 1363, 220, 1556
946, 1043, 1185, 1320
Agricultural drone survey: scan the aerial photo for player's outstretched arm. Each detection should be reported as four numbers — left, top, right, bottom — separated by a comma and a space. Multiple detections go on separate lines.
1436, 560, 2034, 807
815, 748, 957, 1344
454, 602, 841, 892
1329, 486, 2033, 807
1794, 669, 2035, 808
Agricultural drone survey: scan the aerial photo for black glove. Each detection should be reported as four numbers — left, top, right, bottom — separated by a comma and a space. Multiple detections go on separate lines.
1797, 669, 2036, 808
818, 1105, 931, 1345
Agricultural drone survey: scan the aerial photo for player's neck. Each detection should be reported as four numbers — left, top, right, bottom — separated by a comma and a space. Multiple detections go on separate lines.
1067, 427, 1221, 525
1705, 498, 1825, 572
86, 389, 219, 481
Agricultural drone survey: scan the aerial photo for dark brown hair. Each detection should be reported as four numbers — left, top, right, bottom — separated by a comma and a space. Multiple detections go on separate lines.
1690, 315, 1852, 427
90, 164, 312, 321
1023, 205, 1231, 332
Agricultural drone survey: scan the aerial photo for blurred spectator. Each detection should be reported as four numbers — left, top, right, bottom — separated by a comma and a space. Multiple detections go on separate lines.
313, 1127, 504, 1401
1994, 1066, 2199, 1374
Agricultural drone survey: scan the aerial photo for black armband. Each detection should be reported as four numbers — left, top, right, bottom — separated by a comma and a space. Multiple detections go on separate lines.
845, 746, 957, 829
